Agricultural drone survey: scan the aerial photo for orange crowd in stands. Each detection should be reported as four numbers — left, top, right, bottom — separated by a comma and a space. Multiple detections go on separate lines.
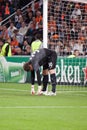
0, 0, 87, 56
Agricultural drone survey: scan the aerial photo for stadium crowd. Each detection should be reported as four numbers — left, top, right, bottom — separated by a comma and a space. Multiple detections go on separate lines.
0, 0, 87, 56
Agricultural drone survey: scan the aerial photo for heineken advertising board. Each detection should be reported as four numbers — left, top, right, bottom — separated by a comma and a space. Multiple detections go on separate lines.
0, 56, 28, 83
0, 56, 87, 85
56, 58, 87, 85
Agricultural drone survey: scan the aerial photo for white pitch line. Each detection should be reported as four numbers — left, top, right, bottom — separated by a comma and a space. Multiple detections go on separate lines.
0, 106, 87, 109
0, 88, 28, 92
58, 91, 87, 93
0, 88, 87, 93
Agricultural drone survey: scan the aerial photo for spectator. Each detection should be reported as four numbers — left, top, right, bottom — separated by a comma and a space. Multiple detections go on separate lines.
32, 16, 37, 29
25, 10, 33, 24
35, 10, 42, 29
73, 39, 84, 55
8, 22, 17, 38
9, 0, 15, 14
70, 25, 79, 40
21, 39, 31, 55
25, 21, 35, 45
4, 2, 10, 18
14, 9, 22, 26
64, 45, 72, 56
68, 49, 80, 58
10, 34, 19, 48
24, 44, 31, 55
19, 21, 28, 36
13, 28, 23, 46
1, 25, 10, 41
14, 47, 22, 55
71, 4, 82, 20
16, 15, 24, 29
48, 15, 57, 32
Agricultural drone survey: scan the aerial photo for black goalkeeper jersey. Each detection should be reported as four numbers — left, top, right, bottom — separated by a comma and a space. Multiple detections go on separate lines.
29, 48, 56, 71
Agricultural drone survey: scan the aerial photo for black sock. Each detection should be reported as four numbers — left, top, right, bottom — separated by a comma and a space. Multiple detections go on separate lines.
31, 70, 35, 85
42, 75, 48, 91
50, 74, 56, 93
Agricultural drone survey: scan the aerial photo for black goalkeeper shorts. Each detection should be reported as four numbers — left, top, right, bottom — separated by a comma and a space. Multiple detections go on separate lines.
43, 51, 57, 70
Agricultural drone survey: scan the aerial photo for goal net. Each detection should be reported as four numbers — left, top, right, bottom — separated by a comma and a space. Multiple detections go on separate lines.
43, 0, 87, 90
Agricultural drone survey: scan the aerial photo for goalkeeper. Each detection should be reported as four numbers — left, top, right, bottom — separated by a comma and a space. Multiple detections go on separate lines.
30, 33, 43, 95
23, 48, 57, 96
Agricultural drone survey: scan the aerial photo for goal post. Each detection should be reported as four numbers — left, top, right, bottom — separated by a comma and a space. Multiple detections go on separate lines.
43, 0, 48, 48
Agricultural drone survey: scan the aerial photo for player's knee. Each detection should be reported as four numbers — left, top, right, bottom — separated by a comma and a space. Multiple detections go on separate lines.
43, 69, 48, 75
49, 69, 56, 74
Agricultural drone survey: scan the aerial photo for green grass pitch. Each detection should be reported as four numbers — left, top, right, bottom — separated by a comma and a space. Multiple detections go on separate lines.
0, 83, 87, 130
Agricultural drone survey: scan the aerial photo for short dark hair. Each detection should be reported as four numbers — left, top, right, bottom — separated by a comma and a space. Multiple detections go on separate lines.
74, 49, 79, 52
23, 62, 31, 71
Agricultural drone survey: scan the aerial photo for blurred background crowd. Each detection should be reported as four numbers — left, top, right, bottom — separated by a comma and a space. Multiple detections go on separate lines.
0, 0, 87, 56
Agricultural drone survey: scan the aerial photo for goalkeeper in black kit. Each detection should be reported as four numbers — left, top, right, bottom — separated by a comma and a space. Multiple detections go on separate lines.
23, 48, 57, 96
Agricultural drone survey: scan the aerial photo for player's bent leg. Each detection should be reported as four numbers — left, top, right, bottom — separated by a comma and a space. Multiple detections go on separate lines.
40, 69, 48, 95
50, 73, 56, 93
36, 70, 42, 95
31, 71, 35, 95
42, 74, 48, 91
46, 71, 57, 96
40, 74, 48, 95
